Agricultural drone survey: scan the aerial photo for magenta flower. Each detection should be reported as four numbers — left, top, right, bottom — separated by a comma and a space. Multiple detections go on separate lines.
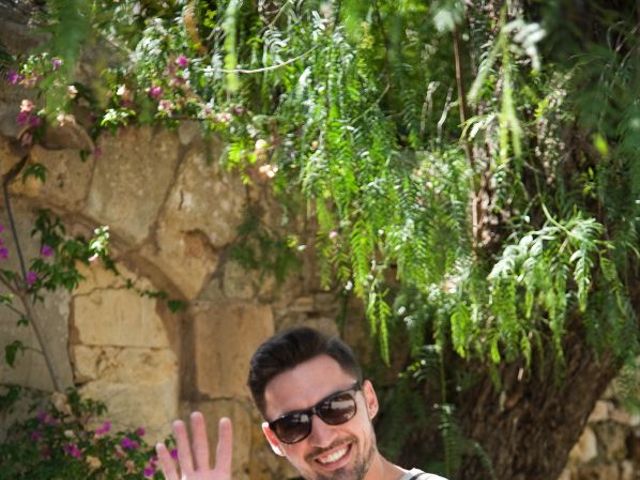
51, 57, 63, 70
0, 247, 8, 260
143, 465, 156, 477
7, 70, 22, 85
30, 430, 43, 441
135, 427, 145, 437
29, 115, 42, 127
148, 85, 163, 99
26, 271, 37, 286
176, 55, 189, 68
63, 443, 82, 458
16, 111, 30, 126
170, 448, 178, 459
0, 224, 5, 233
120, 437, 139, 450
40, 245, 54, 257
95, 420, 111, 436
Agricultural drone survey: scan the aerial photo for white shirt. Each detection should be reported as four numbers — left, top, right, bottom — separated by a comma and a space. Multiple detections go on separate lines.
399, 468, 448, 480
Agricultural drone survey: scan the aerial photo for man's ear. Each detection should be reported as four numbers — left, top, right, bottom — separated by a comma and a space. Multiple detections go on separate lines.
262, 422, 285, 457
362, 380, 379, 419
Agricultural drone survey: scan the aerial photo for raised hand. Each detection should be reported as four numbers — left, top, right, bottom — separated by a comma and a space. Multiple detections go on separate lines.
156, 411, 233, 480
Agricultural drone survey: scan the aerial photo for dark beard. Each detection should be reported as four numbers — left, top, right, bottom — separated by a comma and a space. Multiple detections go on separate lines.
314, 438, 376, 480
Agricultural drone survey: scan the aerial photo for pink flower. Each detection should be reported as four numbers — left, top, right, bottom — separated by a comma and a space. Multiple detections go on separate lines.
51, 58, 63, 70
158, 99, 174, 113
29, 115, 42, 127
40, 245, 54, 257
16, 111, 30, 126
148, 85, 163, 99
26, 271, 37, 286
135, 427, 145, 437
120, 436, 139, 450
0, 247, 8, 260
143, 465, 156, 477
95, 421, 111, 436
63, 443, 82, 458
7, 70, 22, 85
176, 55, 189, 68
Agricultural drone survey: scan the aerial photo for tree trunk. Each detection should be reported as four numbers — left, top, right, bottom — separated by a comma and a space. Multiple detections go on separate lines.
457, 326, 619, 480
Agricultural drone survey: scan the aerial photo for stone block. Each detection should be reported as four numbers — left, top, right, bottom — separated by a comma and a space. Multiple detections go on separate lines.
223, 261, 257, 300
588, 401, 611, 423
142, 144, 245, 299
73, 288, 169, 348
85, 127, 180, 245
12, 141, 97, 211
594, 423, 627, 461
72, 345, 177, 385
569, 426, 598, 463
79, 369, 178, 444
159, 145, 245, 248
193, 302, 274, 398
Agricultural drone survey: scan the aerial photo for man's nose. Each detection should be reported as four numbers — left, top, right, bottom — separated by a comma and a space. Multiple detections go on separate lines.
307, 414, 337, 447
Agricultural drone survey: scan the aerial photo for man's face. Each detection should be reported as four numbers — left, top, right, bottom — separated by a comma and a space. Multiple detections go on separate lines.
261, 354, 379, 480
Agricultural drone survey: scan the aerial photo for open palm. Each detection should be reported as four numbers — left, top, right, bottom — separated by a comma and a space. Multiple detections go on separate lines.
156, 412, 233, 480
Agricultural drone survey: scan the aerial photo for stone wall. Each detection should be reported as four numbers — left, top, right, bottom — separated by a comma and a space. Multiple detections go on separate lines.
559, 381, 640, 480
0, 119, 356, 478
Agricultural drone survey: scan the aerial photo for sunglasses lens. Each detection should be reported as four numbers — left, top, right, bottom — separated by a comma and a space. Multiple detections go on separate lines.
317, 392, 357, 425
272, 413, 311, 444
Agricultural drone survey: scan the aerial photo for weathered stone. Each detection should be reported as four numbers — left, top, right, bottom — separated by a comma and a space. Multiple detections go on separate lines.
575, 463, 620, 480
72, 345, 177, 384
620, 460, 633, 480
178, 120, 202, 146
193, 302, 274, 399
73, 286, 169, 348
79, 366, 178, 443
594, 423, 628, 461
74, 260, 143, 296
588, 400, 611, 423
289, 296, 314, 312
556, 468, 572, 480
0, 204, 74, 391
85, 127, 180, 245
223, 261, 256, 300
569, 426, 598, 463
159, 144, 245, 248
146, 144, 246, 298
9, 146, 95, 211
610, 407, 640, 427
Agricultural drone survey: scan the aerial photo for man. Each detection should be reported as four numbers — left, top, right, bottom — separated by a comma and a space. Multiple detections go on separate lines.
156, 327, 446, 480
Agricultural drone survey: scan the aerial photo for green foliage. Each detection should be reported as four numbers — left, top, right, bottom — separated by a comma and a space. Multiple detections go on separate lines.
0, 389, 167, 479
11, 0, 640, 475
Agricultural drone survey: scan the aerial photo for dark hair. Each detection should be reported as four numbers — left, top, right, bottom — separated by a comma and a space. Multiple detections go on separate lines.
247, 326, 363, 417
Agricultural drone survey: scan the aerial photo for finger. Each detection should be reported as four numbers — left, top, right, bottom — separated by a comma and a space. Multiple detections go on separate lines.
173, 419, 195, 474
215, 417, 233, 475
190, 411, 210, 470
156, 442, 178, 480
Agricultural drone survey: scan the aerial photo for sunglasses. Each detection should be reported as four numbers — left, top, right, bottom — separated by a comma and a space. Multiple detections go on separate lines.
268, 381, 361, 444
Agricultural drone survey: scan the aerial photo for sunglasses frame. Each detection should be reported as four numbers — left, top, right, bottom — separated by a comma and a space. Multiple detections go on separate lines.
268, 381, 362, 444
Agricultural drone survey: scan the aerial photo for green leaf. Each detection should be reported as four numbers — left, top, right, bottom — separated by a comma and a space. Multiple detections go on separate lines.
5, 340, 26, 367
